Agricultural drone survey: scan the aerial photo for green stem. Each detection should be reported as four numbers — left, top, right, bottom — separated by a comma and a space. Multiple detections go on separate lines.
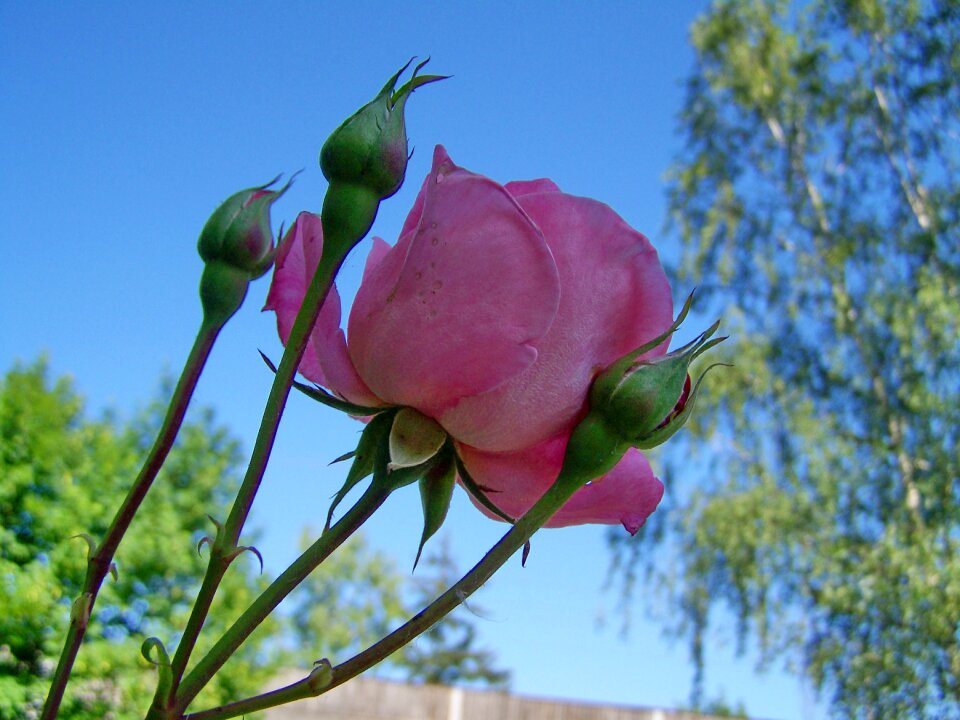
41, 318, 224, 720
155, 244, 349, 718
181, 468, 588, 720
173, 479, 391, 713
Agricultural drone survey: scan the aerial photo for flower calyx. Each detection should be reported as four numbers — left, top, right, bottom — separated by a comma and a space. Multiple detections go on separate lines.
324, 405, 516, 569
325, 408, 447, 530
324, 407, 453, 568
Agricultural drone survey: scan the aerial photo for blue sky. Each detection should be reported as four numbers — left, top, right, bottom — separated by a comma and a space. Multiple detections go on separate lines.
1, 3, 822, 719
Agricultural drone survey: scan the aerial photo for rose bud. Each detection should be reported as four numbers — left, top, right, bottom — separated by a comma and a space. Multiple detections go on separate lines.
197, 176, 293, 324
319, 59, 446, 255
589, 295, 727, 451
561, 300, 726, 486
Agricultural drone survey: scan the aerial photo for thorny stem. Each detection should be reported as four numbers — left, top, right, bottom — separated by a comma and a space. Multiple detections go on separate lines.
181, 467, 590, 720
173, 479, 392, 713
42, 318, 224, 720
149, 241, 351, 719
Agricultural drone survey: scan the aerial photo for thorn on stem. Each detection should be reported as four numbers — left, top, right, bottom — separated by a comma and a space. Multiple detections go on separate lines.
70, 533, 97, 560
231, 545, 265, 574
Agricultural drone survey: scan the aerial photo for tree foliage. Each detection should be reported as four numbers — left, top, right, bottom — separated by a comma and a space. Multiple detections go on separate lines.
0, 360, 282, 719
1, 360, 510, 719
610, 1, 960, 717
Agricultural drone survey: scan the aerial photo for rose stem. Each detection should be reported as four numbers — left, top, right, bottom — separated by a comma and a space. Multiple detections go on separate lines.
42, 317, 224, 720
181, 466, 590, 720
150, 240, 352, 719
172, 478, 392, 713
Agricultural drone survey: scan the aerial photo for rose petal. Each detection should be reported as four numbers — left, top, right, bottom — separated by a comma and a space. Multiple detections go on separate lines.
397, 172, 430, 239
363, 237, 392, 282
264, 212, 379, 405
264, 212, 328, 385
439, 193, 674, 452
458, 437, 663, 532
505, 178, 562, 197
346, 146, 561, 415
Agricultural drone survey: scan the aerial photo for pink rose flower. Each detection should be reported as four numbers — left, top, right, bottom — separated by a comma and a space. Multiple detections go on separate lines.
266, 146, 673, 533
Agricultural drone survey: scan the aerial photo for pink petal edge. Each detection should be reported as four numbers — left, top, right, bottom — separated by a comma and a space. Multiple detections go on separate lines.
457, 436, 664, 533
264, 212, 327, 385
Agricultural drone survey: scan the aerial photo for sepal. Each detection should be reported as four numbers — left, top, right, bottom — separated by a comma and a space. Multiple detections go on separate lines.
453, 453, 517, 525
451, 452, 533, 566
389, 408, 446, 470
414, 448, 457, 569
259, 350, 388, 417
633, 363, 729, 449
197, 175, 295, 276
325, 411, 396, 530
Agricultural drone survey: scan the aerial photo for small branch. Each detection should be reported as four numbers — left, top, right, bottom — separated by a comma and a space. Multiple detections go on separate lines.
42, 318, 223, 720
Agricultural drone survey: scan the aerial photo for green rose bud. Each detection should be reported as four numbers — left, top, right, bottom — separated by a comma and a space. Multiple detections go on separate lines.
320, 58, 446, 197
590, 293, 727, 450
561, 293, 727, 486
319, 59, 447, 252
197, 176, 294, 325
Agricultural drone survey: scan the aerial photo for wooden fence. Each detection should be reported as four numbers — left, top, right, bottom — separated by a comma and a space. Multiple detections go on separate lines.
264, 676, 736, 720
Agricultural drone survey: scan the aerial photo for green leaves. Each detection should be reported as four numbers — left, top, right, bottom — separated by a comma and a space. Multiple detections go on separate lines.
615, 1, 960, 716
0, 360, 280, 718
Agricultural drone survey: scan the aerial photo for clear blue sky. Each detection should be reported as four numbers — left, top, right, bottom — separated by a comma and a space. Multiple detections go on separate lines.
1, 3, 823, 719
